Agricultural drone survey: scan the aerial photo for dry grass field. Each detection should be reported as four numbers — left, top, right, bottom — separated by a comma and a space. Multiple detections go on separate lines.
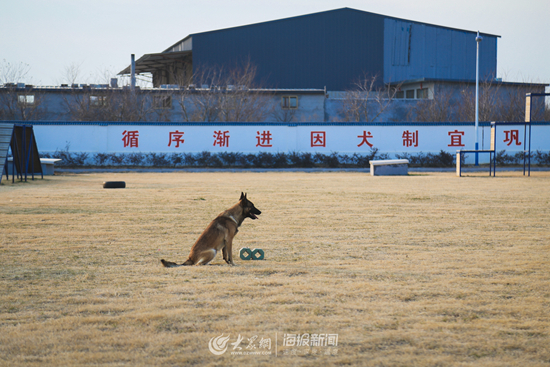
1, 170, 549, 366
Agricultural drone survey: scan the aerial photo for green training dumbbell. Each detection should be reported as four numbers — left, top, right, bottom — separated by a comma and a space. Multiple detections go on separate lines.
239, 247, 252, 260
251, 248, 265, 260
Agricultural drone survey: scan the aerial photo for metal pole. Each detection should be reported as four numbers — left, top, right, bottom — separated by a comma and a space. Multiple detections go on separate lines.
131, 54, 136, 91
475, 31, 483, 165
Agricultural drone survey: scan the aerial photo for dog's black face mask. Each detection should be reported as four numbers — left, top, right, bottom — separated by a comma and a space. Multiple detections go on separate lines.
240, 192, 261, 220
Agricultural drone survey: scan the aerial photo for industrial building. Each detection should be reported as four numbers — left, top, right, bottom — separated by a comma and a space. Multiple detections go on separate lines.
119, 7, 499, 94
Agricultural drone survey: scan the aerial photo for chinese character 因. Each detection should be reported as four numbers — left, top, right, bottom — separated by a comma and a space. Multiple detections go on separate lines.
256, 130, 273, 147
168, 130, 185, 147
448, 130, 465, 147
357, 131, 373, 147
402, 130, 419, 147
213, 130, 230, 147
122, 130, 139, 148
503, 130, 521, 146
311, 131, 326, 147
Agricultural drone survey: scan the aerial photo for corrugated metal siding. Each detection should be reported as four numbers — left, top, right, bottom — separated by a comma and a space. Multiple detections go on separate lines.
191, 8, 385, 91
384, 18, 498, 83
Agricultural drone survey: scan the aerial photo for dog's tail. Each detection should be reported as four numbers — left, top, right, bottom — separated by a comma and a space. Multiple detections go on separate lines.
161, 259, 194, 267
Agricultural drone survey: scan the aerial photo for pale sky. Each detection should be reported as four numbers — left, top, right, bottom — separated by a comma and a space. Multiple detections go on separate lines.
2, 0, 549, 86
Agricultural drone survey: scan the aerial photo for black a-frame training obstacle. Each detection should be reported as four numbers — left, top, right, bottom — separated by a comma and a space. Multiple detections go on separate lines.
0, 123, 43, 184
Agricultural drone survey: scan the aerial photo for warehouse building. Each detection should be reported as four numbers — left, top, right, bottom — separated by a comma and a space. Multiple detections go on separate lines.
119, 7, 499, 94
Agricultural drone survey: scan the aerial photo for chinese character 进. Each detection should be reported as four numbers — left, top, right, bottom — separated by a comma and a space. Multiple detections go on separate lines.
168, 130, 185, 147
448, 130, 465, 147
357, 131, 373, 147
311, 131, 326, 147
122, 130, 139, 148
213, 130, 230, 147
402, 130, 419, 147
256, 130, 273, 147
503, 130, 521, 146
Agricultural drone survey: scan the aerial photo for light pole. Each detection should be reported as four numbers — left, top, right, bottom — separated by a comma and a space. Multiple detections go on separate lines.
475, 31, 483, 165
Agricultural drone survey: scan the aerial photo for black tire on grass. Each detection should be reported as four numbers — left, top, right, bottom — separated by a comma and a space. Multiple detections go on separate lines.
103, 181, 126, 189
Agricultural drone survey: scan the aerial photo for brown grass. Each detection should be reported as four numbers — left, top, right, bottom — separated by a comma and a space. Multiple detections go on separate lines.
1, 171, 549, 366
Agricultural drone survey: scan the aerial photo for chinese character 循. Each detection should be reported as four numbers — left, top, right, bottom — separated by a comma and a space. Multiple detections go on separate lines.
311, 131, 326, 147
122, 130, 139, 148
256, 130, 273, 147
503, 130, 521, 146
168, 130, 185, 147
448, 130, 465, 147
213, 130, 230, 147
402, 130, 419, 147
357, 131, 374, 147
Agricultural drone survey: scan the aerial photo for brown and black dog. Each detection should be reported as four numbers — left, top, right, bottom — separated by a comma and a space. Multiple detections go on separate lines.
161, 192, 261, 267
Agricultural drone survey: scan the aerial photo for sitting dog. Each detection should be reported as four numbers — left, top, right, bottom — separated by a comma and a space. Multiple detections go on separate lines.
161, 192, 261, 266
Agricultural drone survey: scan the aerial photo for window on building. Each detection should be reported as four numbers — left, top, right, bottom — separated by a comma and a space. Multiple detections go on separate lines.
18, 94, 35, 106
90, 95, 108, 107
282, 96, 298, 109
405, 90, 415, 99
395, 91, 404, 99
153, 95, 172, 109
416, 88, 429, 99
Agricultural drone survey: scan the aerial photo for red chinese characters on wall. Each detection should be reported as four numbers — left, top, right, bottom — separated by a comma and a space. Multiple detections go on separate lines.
503, 130, 521, 146
168, 130, 185, 147
448, 130, 465, 147
311, 131, 326, 147
213, 130, 230, 147
122, 130, 139, 148
357, 131, 373, 147
402, 130, 419, 147
115, 127, 499, 151
256, 131, 273, 147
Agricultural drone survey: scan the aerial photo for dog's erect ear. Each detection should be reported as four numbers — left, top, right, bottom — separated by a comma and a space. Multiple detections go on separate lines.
240, 192, 245, 201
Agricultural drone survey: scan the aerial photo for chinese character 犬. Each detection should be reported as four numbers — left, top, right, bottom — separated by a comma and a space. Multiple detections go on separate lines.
357, 131, 374, 147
